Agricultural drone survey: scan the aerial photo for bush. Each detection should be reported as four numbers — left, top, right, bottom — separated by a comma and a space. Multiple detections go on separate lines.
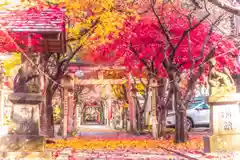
3, 115, 10, 126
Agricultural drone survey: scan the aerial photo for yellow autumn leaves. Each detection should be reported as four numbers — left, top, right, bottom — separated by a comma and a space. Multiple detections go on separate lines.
64, 0, 137, 57
136, 83, 145, 95
112, 83, 145, 100
3, 52, 21, 76
1, 0, 139, 60
112, 84, 127, 100
47, 138, 154, 150
46, 137, 203, 151
4, 0, 136, 47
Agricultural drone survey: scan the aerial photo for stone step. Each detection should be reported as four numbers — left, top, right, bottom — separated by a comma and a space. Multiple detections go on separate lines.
0, 152, 52, 160
0, 135, 44, 152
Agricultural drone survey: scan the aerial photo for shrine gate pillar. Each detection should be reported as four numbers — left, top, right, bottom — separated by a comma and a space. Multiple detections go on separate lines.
67, 89, 74, 133
106, 85, 112, 127
61, 75, 74, 138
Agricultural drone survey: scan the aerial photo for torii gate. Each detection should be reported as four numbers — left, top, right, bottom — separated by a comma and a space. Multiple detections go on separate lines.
62, 64, 138, 134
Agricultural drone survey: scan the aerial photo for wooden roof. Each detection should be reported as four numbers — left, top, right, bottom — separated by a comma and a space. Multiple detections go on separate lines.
0, 7, 66, 53
0, 8, 65, 32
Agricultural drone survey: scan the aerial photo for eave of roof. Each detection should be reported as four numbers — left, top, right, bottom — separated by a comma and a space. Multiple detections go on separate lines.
0, 8, 65, 32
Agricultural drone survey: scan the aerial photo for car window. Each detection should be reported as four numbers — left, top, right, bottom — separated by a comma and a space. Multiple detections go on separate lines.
189, 96, 205, 103
188, 97, 205, 109
188, 101, 203, 109
198, 104, 209, 110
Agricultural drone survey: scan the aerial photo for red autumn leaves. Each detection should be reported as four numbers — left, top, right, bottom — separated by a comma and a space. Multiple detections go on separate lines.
0, 5, 63, 54
89, 7, 239, 79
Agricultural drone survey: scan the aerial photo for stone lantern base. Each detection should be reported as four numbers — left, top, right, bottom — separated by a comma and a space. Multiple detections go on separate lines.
0, 93, 51, 159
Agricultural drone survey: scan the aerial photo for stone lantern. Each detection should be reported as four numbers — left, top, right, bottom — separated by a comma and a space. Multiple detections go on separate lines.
149, 77, 158, 139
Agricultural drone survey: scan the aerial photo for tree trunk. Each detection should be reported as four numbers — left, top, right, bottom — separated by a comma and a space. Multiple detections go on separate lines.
157, 107, 166, 137
175, 109, 188, 142
136, 110, 141, 134
156, 104, 164, 138
155, 78, 169, 138
136, 107, 145, 134
174, 91, 188, 143
141, 111, 145, 133
40, 91, 54, 137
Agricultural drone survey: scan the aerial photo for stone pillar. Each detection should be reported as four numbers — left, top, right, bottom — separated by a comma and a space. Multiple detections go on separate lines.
150, 78, 158, 139
67, 90, 74, 133
63, 88, 68, 138
204, 93, 240, 152
61, 75, 74, 138
127, 73, 136, 132
107, 98, 112, 127
0, 93, 51, 159
105, 84, 112, 127
104, 104, 108, 125
74, 104, 81, 129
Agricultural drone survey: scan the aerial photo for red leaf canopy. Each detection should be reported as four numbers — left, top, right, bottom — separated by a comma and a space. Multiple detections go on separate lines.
90, 7, 239, 78
0, 5, 64, 54
0, 30, 42, 53
0, 29, 22, 53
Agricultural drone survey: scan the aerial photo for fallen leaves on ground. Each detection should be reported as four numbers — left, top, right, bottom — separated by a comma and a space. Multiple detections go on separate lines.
46, 134, 237, 159
46, 135, 203, 153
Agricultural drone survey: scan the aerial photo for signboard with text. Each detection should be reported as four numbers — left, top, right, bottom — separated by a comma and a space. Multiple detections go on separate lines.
151, 88, 157, 123
63, 89, 68, 138
214, 103, 240, 135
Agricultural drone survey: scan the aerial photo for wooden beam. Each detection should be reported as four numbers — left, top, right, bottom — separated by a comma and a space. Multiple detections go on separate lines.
74, 78, 147, 85
74, 79, 127, 85
69, 66, 126, 72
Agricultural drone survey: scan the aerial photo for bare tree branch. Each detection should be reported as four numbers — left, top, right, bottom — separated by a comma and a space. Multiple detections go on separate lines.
208, 0, 240, 16
129, 42, 151, 71
150, 0, 174, 50
169, 13, 210, 62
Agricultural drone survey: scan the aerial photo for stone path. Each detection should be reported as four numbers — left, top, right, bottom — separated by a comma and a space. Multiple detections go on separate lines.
77, 124, 119, 136
52, 125, 190, 159
52, 125, 239, 160
54, 148, 189, 160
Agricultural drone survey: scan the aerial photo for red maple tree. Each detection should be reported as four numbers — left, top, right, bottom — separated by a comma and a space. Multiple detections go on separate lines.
91, 12, 239, 77
89, 5, 239, 142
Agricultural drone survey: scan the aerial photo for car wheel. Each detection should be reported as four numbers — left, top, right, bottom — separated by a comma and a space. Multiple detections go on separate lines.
187, 118, 193, 132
